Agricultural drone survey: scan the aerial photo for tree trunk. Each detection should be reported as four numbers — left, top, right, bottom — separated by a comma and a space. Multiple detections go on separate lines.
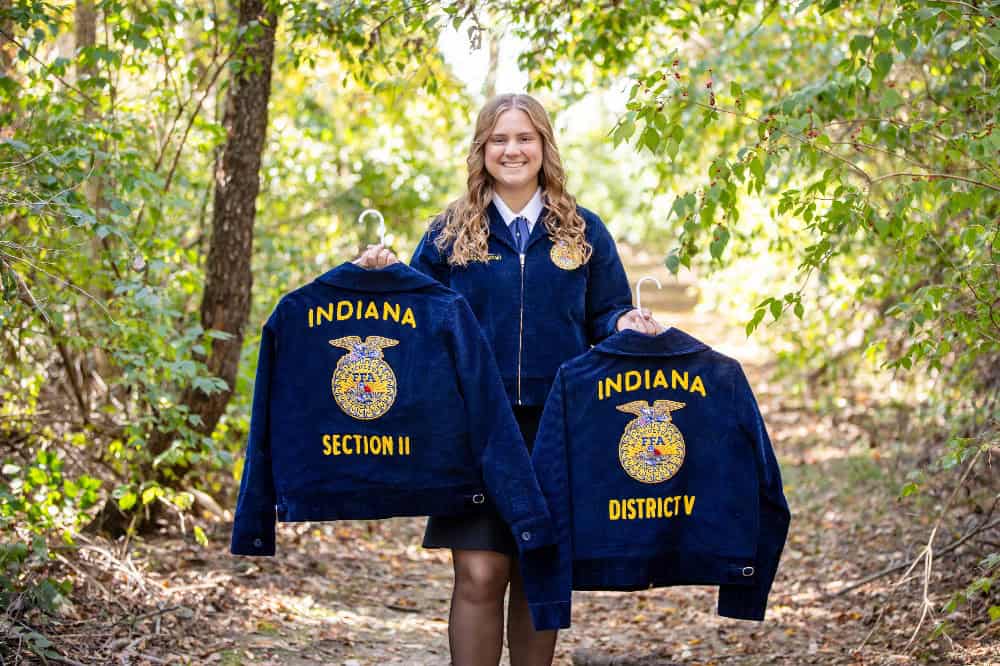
87, 0, 278, 537
0, 0, 19, 130
170, 0, 278, 446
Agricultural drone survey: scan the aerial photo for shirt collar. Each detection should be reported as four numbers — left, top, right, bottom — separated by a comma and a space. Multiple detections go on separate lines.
593, 328, 711, 357
491, 187, 545, 232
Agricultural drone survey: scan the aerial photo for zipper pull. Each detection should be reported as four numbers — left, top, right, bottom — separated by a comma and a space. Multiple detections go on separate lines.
519, 253, 525, 267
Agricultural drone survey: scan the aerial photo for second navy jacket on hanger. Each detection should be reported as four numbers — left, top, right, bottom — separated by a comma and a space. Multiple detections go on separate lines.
522, 328, 790, 630
231, 262, 554, 557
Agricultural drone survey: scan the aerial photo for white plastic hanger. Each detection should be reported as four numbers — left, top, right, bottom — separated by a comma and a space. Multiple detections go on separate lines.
357, 208, 387, 246
635, 276, 662, 312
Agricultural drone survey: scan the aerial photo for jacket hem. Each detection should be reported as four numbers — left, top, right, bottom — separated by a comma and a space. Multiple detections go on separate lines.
571, 553, 759, 590
276, 484, 488, 522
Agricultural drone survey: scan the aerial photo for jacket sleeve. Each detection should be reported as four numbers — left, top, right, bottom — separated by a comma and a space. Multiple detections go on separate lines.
230, 314, 279, 556
585, 214, 633, 344
446, 295, 554, 556
717, 364, 790, 620
410, 224, 451, 287
521, 369, 574, 630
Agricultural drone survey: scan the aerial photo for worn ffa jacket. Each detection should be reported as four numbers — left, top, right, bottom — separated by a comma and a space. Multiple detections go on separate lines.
410, 202, 633, 407
522, 328, 790, 630
231, 262, 554, 557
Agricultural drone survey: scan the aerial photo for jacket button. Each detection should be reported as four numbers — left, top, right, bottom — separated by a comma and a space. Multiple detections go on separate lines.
521, 531, 531, 541
253, 538, 263, 548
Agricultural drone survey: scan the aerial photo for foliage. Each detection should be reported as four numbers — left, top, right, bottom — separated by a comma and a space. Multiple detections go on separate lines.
2, 0, 998, 647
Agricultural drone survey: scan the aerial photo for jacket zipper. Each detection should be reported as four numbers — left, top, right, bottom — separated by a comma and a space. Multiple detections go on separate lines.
517, 252, 525, 405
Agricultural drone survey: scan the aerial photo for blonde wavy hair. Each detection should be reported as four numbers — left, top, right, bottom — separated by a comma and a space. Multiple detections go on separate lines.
433, 93, 592, 267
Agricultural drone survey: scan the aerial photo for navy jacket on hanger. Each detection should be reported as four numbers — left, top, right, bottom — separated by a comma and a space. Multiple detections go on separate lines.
231, 262, 554, 557
522, 328, 790, 630
410, 202, 633, 407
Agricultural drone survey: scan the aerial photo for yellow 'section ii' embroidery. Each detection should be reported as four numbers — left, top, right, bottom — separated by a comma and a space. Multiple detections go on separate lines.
329, 336, 399, 420
616, 400, 687, 484
550, 242, 584, 270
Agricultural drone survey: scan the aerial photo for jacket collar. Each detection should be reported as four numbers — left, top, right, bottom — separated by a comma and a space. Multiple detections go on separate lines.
487, 201, 550, 254
593, 328, 711, 357
315, 262, 439, 292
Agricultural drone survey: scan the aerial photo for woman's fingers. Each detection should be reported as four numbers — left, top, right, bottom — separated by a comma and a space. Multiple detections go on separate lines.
354, 244, 398, 269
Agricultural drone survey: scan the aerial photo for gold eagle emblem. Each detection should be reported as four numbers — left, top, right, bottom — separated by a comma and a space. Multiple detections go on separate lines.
550, 242, 584, 270
616, 399, 687, 484
329, 336, 399, 420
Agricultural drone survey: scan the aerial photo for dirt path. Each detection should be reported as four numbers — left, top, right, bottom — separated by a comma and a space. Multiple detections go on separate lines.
18, 255, 998, 665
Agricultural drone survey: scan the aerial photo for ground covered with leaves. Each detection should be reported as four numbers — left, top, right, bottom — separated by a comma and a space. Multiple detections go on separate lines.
5, 282, 998, 665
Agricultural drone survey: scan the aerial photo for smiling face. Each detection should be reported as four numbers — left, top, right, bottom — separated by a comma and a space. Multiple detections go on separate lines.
483, 108, 544, 199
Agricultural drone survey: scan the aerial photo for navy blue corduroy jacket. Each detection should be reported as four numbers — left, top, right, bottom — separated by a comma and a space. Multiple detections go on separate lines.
410, 202, 633, 407
231, 262, 554, 557
522, 328, 790, 630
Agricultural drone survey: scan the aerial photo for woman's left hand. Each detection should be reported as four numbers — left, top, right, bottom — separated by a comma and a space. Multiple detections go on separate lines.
616, 308, 664, 335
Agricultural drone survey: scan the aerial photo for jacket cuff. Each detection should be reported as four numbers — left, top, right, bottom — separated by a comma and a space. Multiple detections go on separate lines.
230, 513, 276, 556
529, 601, 570, 630
717, 584, 767, 621
510, 516, 556, 555
604, 307, 634, 339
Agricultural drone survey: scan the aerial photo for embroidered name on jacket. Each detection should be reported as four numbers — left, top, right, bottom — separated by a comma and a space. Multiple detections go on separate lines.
308, 300, 417, 329
329, 336, 399, 420
597, 368, 707, 400
616, 400, 686, 484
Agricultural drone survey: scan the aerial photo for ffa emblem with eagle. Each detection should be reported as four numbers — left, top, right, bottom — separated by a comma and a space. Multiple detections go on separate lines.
616, 400, 687, 484
328, 336, 399, 420
550, 242, 584, 270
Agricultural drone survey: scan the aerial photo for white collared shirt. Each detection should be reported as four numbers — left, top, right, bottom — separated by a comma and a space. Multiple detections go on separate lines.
492, 187, 545, 234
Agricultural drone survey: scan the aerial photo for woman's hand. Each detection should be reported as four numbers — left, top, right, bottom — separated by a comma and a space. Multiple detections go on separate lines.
616, 308, 664, 335
354, 244, 399, 269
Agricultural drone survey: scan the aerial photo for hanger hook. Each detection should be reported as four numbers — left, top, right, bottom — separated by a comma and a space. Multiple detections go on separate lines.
357, 208, 387, 246
635, 276, 662, 312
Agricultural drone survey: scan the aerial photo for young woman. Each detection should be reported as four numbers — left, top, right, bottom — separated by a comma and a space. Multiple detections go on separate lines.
357, 93, 658, 666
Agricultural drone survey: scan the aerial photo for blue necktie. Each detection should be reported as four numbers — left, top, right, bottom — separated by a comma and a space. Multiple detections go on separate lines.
511, 216, 530, 253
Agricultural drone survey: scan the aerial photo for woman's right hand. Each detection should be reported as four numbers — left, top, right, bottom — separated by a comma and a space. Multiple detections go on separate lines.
354, 243, 399, 269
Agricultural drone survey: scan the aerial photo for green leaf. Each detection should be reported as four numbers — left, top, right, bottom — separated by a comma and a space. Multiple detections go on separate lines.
141, 486, 161, 505
951, 38, 969, 54
900, 482, 919, 497
118, 492, 137, 511
873, 52, 893, 79
769, 299, 782, 320
194, 525, 208, 547
857, 65, 872, 86
746, 308, 766, 336
665, 250, 681, 274
989, 606, 1000, 622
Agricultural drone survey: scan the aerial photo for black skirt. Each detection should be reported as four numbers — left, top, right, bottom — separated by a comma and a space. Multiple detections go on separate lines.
423, 405, 544, 556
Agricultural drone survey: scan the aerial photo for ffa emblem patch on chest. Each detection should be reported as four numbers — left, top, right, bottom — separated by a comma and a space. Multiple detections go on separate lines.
550, 242, 584, 270
616, 400, 687, 484
328, 336, 399, 420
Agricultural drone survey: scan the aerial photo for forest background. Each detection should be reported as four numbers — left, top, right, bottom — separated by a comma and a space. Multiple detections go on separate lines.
1, 0, 998, 663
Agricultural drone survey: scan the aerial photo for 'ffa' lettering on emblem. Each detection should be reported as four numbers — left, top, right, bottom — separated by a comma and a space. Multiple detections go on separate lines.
329, 336, 399, 420
550, 242, 583, 270
616, 400, 687, 484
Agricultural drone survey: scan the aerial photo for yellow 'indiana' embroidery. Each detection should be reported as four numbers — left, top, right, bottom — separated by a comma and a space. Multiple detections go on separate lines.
598, 368, 707, 399
308, 300, 416, 329
550, 242, 584, 270
616, 400, 687, 484
329, 336, 399, 420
